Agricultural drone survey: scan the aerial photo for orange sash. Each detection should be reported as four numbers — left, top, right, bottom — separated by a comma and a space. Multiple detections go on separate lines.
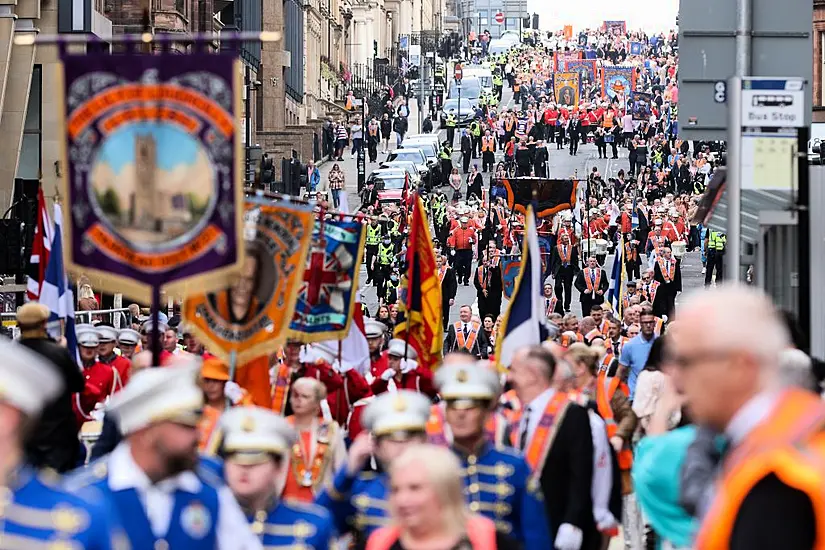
438, 266, 447, 283
595, 373, 633, 470
584, 268, 602, 293
557, 243, 572, 265
512, 392, 570, 475
454, 321, 480, 352
286, 418, 335, 496
658, 258, 676, 283
197, 405, 224, 454
544, 296, 557, 317
644, 281, 660, 303
482, 137, 495, 152
270, 362, 291, 414
477, 266, 489, 292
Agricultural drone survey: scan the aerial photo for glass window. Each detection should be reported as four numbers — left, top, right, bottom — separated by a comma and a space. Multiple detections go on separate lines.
17, 65, 41, 180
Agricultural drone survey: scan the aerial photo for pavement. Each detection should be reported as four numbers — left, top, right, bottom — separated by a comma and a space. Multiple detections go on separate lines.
317, 88, 705, 324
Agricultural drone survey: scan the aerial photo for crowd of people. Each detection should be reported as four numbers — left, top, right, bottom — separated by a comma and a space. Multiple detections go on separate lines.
3, 21, 823, 550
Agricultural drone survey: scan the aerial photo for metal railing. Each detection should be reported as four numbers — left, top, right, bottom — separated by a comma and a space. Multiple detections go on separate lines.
0, 307, 137, 329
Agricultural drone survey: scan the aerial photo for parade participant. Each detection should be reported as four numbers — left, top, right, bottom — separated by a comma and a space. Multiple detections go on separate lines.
117, 328, 141, 360
575, 257, 609, 319
305, 342, 370, 425
508, 345, 599, 550
316, 390, 432, 546
474, 253, 502, 321
652, 247, 681, 318
662, 208, 687, 243
624, 234, 642, 280
552, 231, 579, 313
437, 253, 458, 330
638, 270, 660, 307
672, 286, 825, 550
97, 323, 131, 387
645, 220, 670, 269
622, 281, 640, 311
16, 302, 84, 472
74, 325, 119, 428
602, 318, 629, 375
198, 357, 252, 453
481, 129, 497, 172
425, 361, 552, 547
371, 339, 437, 398
366, 445, 518, 550
543, 281, 562, 317
365, 217, 382, 286
140, 318, 174, 365
618, 307, 659, 400
219, 407, 336, 548
0, 339, 123, 547
365, 318, 389, 383
590, 305, 609, 336
444, 305, 490, 359
65, 361, 262, 549
283, 377, 347, 502
447, 216, 476, 285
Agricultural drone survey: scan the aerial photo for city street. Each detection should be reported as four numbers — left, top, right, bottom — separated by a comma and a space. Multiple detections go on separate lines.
317, 87, 705, 325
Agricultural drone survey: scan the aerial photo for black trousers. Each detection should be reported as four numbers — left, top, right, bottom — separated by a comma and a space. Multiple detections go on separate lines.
569, 136, 579, 154
482, 151, 495, 172
626, 260, 641, 281
455, 249, 472, 284
365, 244, 378, 283
554, 267, 574, 310
705, 250, 724, 285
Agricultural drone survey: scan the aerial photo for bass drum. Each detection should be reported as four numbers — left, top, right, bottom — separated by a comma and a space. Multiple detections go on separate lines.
672, 240, 687, 258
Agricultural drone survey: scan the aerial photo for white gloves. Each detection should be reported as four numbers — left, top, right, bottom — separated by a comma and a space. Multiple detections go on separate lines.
269, 366, 278, 386
555, 523, 583, 550
400, 358, 417, 374
594, 509, 619, 532
333, 359, 353, 374
381, 368, 397, 381
224, 381, 245, 405
91, 400, 106, 422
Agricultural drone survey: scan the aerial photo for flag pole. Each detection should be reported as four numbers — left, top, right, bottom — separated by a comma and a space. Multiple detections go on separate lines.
151, 284, 161, 368
402, 192, 417, 363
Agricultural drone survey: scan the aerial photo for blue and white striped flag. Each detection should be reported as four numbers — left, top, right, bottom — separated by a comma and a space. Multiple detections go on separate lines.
607, 234, 626, 317
39, 205, 79, 362
495, 206, 550, 369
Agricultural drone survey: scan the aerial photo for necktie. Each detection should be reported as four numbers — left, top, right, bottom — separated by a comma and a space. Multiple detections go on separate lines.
463, 324, 469, 338
519, 407, 531, 451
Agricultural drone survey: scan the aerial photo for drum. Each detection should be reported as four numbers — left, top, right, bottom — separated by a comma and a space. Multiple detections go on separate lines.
672, 241, 687, 258
79, 420, 103, 464
595, 239, 609, 256
582, 239, 598, 256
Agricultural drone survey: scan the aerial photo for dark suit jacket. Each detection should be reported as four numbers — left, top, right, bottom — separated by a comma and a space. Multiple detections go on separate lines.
574, 268, 609, 297
551, 246, 580, 278
441, 267, 458, 303
443, 323, 490, 359
538, 403, 599, 547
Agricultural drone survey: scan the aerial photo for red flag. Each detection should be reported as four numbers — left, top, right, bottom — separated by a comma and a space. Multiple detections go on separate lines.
26, 189, 52, 301
394, 194, 443, 370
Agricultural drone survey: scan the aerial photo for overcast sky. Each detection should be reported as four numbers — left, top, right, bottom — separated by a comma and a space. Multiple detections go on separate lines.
527, 0, 679, 34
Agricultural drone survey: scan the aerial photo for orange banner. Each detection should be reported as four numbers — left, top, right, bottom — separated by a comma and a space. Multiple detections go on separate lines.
100, 106, 201, 135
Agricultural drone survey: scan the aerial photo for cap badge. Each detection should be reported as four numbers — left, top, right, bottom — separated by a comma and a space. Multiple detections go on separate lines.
241, 416, 255, 433
393, 396, 407, 412
456, 369, 468, 383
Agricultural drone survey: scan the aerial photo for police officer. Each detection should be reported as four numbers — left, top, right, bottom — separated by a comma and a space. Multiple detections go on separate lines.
65, 361, 262, 549
704, 230, 726, 286
0, 339, 124, 547
445, 108, 458, 146
316, 390, 432, 547
469, 118, 482, 158
375, 235, 395, 300
365, 217, 382, 285
493, 71, 504, 101
481, 129, 496, 173
383, 271, 399, 306
439, 140, 454, 186
428, 361, 553, 548
220, 406, 336, 548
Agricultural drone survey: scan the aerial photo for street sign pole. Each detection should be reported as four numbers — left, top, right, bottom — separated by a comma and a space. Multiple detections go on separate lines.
798, 124, 811, 351
358, 98, 366, 192
726, 76, 743, 281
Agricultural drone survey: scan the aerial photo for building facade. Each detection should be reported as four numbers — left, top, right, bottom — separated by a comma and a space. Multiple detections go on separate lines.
813, 0, 825, 122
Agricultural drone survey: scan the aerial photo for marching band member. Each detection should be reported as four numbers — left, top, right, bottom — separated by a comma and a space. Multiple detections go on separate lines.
139, 319, 174, 365
0, 339, 123, 547
283, 377, 347, 502
574, 257, 609, 320
316, 390, 432, 547
365, 319, 389, 384
645, 220, 670, 270
220, 406, 336, 548
96, 324, 131, 387
198, 357, 253, 453
66, 361, 262, 549
116, 328, 141, 360
370, 339, 438, 398
74, 325, 118, 428
429, 361, 552, 547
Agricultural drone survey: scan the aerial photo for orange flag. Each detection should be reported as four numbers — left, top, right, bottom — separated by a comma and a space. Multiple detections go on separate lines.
394, 194, 443, 370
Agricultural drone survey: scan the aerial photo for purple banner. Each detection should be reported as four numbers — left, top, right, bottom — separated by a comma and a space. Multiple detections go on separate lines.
59, 52, 244, 301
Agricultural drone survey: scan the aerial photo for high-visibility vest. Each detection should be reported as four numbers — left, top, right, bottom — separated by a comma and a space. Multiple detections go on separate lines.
709, 231, 726, 251
695, 389, 825, 550
446, 114, 457, 127
481, 136, 495, 152
470, 122, 481, 136
366, 224, 381, 246
595, 372, 633, 470
378, 243, 394, 265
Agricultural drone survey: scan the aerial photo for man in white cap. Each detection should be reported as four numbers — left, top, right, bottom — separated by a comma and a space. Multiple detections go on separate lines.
447, 215, 476, 285
645, 219, 669, 270
97, 323, 132, 385
117, 328, 141, 360
65, 361, 262, 549
428, 361, 553, 547
74, 325, 118, 426
17, 302, 85, 472
140, 318, 174, 365
364, 318, 389, 384
219, 407, 336, 548
370, 338, 437, 398
316, 390, 431, 547
0, 339, 123, 547
304, 341, 370, 425
662, 207, 686, 243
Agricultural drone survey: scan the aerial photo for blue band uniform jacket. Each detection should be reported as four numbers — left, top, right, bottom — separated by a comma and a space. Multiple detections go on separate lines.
455, 442, 552, 548
315, 467, 390, 542
2, 465, 125, 550
248, 499, 336, 549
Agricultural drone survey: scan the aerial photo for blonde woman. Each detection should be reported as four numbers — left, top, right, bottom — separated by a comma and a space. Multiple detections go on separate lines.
366, 444, 520, 550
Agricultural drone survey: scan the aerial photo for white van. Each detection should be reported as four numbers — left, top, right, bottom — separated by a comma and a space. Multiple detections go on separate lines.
463, 66, 494, 96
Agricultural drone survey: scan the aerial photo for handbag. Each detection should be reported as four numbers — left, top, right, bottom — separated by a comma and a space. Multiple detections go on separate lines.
605, 134, 614, 143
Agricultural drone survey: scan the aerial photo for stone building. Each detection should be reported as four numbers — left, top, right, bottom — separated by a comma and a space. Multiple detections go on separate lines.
814, 0, 825, 122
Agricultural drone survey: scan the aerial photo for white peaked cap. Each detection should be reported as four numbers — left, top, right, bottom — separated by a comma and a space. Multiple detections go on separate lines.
219, 406, 296, 456
435, 362, 501, 401
362, 390, 432, 436
387, 339, 418, 360
364, 319, 388, 338
0, 339, 63, 416
96, 325, 118, 343
117, 328, 141, 345
107, 360, 203, 435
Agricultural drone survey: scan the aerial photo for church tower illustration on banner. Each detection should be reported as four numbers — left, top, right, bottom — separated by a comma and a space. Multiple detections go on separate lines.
131, 133, 162, 232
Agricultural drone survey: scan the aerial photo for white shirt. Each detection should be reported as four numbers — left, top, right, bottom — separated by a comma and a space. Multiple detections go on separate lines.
588, 410, 617, 531
107, 443, 263, 549
725, 391, 780, 447
519, 387, 556, 447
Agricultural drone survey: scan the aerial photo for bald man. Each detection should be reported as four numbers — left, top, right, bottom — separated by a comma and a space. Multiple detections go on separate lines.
672, 285, 825, 550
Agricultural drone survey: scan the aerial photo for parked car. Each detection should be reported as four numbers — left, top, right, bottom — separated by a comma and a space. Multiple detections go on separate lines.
368, 169, 412, 206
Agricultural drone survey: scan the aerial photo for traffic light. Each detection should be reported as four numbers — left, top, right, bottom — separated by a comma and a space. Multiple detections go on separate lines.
522, 16, 530, 29
532, 13, 539, 29
373, 40, 378, 58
